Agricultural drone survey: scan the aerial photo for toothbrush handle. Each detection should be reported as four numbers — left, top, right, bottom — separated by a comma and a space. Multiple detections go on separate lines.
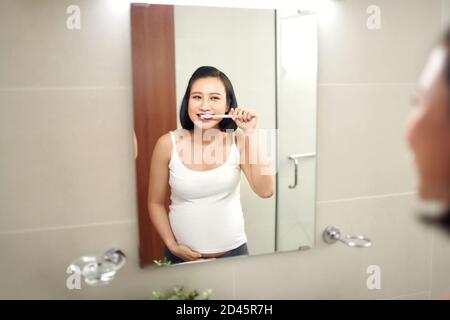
211, 114, 256, 119
221, 114, 256, 119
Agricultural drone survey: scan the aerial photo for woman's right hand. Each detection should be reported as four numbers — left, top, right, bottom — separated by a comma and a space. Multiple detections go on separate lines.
168, 243, 203, 261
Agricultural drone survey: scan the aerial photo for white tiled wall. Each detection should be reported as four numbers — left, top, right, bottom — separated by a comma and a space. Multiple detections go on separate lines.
443, 0, 450, 27
1, 0, 449, 299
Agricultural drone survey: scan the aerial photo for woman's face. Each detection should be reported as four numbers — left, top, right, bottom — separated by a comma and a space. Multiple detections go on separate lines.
406, 47, 450, 203
188, 77, 228, 130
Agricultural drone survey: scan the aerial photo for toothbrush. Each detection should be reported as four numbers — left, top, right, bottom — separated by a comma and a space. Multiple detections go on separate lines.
199, 114, 255, 119
199, 114, 233, 119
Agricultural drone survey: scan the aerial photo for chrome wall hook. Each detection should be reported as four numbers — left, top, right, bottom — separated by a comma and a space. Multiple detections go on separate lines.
323, 226, 372, 248
68, 248, 126, 286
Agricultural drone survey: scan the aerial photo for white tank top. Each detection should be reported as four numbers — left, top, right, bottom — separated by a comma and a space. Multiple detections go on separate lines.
168, 130, 247, 254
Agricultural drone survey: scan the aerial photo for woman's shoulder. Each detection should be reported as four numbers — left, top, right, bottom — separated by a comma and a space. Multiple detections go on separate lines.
157, 131, 172, 146
156, 129, 189, 152
154, 131, 174, 160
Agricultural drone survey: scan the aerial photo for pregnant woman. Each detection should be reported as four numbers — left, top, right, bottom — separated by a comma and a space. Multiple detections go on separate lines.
148, 66, 275, 264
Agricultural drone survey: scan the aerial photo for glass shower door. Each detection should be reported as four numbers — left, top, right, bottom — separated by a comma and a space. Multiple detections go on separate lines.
276, 10, 318, 251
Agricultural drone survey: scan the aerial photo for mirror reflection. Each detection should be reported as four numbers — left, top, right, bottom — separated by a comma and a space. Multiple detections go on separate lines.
132, 4, 318, 265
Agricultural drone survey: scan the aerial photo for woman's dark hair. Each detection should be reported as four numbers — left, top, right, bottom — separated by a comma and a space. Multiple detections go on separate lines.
444, 27, 450, 85
440, 28, 450, 233
179, 66, 238, 131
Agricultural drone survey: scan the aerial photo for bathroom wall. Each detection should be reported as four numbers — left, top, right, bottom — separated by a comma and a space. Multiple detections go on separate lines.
1, 0, 450, 299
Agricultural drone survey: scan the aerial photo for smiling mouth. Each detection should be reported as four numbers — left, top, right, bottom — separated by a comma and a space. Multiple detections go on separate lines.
198, 113, 215, 120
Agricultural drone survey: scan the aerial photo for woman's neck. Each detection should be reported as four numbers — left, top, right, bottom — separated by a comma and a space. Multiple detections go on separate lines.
191, 127, 224, 145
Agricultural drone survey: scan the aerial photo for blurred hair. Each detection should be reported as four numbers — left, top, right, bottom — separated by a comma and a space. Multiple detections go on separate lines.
444, 27, 450, 86
421, 27, 450, 235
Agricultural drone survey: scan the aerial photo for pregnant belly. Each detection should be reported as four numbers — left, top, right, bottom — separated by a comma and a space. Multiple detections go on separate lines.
169, 202, 246, 253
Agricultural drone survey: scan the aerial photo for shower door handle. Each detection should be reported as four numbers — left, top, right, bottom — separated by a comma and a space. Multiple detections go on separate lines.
287, 153, 316, 189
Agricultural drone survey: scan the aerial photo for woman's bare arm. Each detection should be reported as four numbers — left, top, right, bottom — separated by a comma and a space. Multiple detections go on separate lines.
237, 129, 275, 198
134, 131, 138, 159
147, 133, 202, 261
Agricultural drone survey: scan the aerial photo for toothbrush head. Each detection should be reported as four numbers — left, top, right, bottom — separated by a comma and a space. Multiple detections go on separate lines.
199, 114, 234, 120
199, 114, 214, 119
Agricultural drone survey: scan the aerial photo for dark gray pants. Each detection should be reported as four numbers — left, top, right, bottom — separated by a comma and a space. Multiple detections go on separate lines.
163, 243, 249, 265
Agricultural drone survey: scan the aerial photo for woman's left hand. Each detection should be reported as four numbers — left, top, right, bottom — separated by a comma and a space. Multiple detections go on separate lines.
229, 107, 257, 131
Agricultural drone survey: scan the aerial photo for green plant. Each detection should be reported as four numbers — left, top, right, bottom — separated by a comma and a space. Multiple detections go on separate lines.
153, 257, 172, 267
151, 286, 213, 300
